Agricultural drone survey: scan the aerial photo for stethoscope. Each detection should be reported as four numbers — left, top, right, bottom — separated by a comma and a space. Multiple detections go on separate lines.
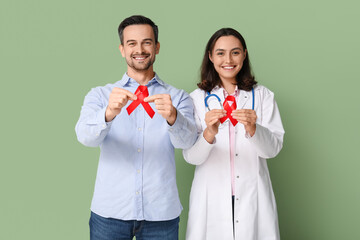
204, 87, 255, 111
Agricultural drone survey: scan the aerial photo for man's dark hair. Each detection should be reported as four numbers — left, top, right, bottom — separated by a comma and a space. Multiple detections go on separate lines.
118, 15, 159, 44
198, 28, 257, 92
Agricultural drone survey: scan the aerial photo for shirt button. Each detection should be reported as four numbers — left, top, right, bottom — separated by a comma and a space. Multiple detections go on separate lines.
138, 128, 142, 131
102, 124, 106, 128
137, 170, 140, 174
136, 191, 139, 195
95, 133, 99, 136
137, 149, 141, 152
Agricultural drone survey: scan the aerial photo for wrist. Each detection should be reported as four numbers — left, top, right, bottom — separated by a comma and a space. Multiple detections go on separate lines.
203, 128, 216, 144
166, 107, 177, 126
105, 107, 117, 122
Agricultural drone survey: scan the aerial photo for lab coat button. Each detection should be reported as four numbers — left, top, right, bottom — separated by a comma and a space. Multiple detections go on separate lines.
235, 153, 238, 156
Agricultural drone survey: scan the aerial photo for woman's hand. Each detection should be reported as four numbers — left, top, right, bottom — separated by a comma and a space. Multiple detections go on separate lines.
231, 109, 257, 137
203, 109, 226, 143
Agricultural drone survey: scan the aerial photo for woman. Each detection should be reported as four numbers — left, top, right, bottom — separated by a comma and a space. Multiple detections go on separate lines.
183, 28, 285, 240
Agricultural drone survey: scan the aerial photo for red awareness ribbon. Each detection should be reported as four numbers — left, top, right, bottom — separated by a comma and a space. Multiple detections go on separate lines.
126, 86, 155, 118
220, 95, 238, 126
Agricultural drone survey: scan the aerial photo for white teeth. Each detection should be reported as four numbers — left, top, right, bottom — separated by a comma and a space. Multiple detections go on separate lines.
223, 66, 234, 69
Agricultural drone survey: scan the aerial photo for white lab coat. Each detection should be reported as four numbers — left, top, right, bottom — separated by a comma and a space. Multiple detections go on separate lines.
183, 85, 285, 240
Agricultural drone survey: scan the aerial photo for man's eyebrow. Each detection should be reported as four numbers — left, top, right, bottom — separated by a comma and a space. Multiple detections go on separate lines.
126, 39, 136, 43
142, 38, 154, 42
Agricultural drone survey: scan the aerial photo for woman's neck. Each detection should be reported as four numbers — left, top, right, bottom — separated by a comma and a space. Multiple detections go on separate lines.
221, 79, 236, 95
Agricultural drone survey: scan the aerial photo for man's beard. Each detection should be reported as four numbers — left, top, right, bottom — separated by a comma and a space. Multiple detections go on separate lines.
126, 53, 155, 71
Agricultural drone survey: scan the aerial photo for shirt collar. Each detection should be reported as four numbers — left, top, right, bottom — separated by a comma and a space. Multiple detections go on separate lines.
223, 85, 240, 98
116, 72, 165, 87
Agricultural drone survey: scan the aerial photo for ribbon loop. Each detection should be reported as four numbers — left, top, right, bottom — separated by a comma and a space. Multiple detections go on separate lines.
220, 95, 238, 126
126, 86, 155, 118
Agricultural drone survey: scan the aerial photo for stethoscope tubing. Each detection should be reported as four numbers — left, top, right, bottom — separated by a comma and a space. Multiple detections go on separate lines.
205, 87, 255, 111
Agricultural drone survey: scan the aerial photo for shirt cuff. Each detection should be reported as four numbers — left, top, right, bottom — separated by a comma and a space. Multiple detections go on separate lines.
97, 106, 112, 128
167, 109, 185, 133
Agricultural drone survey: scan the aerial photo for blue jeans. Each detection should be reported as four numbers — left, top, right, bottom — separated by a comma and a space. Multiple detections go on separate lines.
89, 212, 179, 240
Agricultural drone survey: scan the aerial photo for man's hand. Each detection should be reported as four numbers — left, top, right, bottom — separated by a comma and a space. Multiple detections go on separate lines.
105, 88, 137, 122
231, 109, 257, 137
144, 94, 177, 125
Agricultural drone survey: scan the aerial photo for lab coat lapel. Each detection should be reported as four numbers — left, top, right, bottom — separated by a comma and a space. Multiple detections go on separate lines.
237, 90, 251, 109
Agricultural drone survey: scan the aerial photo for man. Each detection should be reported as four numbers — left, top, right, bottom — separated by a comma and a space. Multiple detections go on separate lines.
75, 15, 197, 240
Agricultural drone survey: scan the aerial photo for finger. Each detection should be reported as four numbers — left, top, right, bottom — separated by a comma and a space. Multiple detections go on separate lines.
111, 102, 123, 110
208, 119, 220, 126
113, 88, 137, 100
144, 94, 170, 102
120, 89, 137, 100
207, 114, 225, 123
231, 111, 256, 118
154, 99, 171, 106
208, 109, 227, 114
207, 110, 227, 117
233, 109, 255, 115
235, 116, 257, 124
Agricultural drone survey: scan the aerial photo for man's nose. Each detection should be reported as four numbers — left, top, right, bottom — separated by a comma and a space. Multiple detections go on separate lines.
135, 44, 144, 54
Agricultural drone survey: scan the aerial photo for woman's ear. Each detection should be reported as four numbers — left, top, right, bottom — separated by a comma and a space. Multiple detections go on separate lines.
208, 51, 213, 63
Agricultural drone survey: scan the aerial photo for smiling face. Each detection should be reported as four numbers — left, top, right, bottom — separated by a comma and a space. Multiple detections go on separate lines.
209, 35, 247, 85
119, 24, 160, 74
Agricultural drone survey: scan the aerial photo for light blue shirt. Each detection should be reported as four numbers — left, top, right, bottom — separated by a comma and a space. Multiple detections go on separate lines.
75, 73, 197, 221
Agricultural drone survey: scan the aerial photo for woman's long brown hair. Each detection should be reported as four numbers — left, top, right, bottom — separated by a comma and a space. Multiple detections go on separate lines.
198, 28, 257, 92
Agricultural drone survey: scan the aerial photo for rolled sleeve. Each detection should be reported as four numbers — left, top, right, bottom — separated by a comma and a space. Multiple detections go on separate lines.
168, 109, 197, 149
75, 89, 112, 147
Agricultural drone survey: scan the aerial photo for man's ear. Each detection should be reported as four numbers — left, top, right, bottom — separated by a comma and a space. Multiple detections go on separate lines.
155, 42, 160, 54
119, 44, 125, 57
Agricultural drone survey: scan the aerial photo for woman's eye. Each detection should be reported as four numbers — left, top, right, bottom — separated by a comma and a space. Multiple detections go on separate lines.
217, 52, 224, 56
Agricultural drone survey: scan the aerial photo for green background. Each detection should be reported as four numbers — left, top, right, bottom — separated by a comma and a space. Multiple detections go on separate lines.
1, 0, 359, 239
